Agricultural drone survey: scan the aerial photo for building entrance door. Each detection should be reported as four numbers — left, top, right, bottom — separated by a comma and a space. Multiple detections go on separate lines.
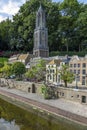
82, 96, 86, 103
32, 84, 36, 93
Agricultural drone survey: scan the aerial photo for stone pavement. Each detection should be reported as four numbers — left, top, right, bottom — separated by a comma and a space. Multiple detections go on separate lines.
0, 87, 87, 118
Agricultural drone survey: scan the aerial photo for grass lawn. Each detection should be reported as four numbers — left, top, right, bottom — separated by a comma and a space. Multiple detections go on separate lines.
0, 57, 8, 63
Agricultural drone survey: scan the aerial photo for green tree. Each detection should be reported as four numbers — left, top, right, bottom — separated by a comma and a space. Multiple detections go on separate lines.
0, 18, 12, 50
46, 2, 60, 51
1, 62, 12, 78
59, 0, 81, 52
36, 59, 46, 81
6, 0, 60, 52
11, 62, 26, 78
25, 66, 37, 80
0, 0, 87, 53
25, 59, 46, 81
60, 64, 74, 87
75, 4, 87, 51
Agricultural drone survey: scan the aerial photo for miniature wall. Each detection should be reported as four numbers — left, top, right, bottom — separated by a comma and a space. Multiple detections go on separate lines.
57, 87, 87, 104
0, 78, 42, 94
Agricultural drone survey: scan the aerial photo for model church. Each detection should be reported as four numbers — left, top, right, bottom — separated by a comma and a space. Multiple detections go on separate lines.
8, 5, 50, 67
33, 4, 49, 58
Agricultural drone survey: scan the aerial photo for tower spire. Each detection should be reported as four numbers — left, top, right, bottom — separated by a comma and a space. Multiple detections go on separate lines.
36, 3, 46, 28
33, 5, 49, 58
39, 1, 41, 6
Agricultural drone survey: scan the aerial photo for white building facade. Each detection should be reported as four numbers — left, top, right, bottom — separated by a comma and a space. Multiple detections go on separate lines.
46, 59, 66, 85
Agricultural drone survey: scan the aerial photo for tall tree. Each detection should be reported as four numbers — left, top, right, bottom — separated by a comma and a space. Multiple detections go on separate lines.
8, 0, 60, 52
0, 19, 12, 50
59, 0, 81, 52
75, 4, 87, 51
0, 0, 86, 53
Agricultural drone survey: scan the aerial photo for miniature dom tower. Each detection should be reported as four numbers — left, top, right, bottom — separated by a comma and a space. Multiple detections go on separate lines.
33, 4, 49, 58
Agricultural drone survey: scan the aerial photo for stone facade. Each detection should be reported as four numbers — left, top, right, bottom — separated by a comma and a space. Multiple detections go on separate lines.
0, 78, 42, 94
33, 4, 49, 58
56, 87, 87, 104
46, 59, 66, 85
1, 78, 87, 105
69, 55, 87, 86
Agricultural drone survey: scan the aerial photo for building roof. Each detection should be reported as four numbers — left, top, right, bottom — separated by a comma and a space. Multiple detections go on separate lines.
18, 54, 29, 60
48, 59, 62, 65
70, 55, 87, 62
8, 54, 20, 62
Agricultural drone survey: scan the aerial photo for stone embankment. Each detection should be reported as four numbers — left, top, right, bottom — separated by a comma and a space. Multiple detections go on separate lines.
0, 87, 87, 127
0, 78, 42, 93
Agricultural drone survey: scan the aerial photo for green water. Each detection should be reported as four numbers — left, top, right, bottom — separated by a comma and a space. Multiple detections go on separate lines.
0, 98, 87, 130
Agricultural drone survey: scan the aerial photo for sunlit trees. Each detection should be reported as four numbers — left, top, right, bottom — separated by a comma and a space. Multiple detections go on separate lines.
60, 64, 74, 87
25, 66, 37, 80
1, 63, 12, 78
0, 0, 87, 53
59, 0, 81, 52
25, 59, 46, 81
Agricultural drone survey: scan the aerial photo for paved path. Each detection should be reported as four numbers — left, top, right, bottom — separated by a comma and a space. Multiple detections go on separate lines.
0, 87, 87, 125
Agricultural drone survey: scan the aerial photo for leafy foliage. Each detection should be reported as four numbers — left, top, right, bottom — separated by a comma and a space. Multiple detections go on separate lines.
0, 62, 12, 78
11, 62, 26, 78
25, 66, 37, 80
0, 62, 4, 68
60, 64, 74, 87
41, 84, 56, 99
25, 59, 46, 81
0, 0, 87, 53
0, 57, 8, 63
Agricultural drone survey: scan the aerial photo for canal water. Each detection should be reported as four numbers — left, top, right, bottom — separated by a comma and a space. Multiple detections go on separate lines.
0, 118, 20, 130
0, 98, 87, 130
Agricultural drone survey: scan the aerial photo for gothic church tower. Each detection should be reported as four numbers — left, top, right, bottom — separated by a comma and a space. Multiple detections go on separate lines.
33, 4, 49, 58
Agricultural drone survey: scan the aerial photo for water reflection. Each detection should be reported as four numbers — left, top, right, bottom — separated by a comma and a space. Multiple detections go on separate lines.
0, 118, 20, 130
0, 98, 87, 130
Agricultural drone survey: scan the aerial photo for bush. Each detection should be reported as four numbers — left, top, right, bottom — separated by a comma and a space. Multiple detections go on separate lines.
41, 84, 47, 94
50, 51, 87, 57
44, 93, 52, 99
0, 51, 20, 58
41, 84, 53, 99
0, 57, 8, 63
